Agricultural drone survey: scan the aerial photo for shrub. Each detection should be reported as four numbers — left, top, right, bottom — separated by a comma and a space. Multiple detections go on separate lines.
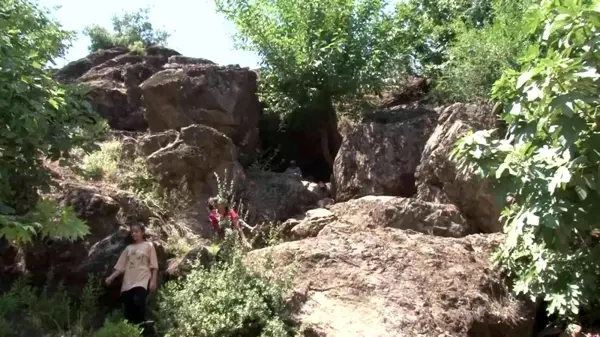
157, 248, 295, 337
83, 7, 170, 52
164, 231, 194, 256
81, 140, 123, 181
83, 25, 118, 52
0, 199, 88, 242
0, 276, 103, 336
434, 21, 523, 102
432, 0, 536, 102
94, 319, 141, 337
118, 157, 161, 203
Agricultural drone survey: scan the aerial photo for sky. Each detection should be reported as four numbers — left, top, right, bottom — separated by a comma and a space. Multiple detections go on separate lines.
38, 0, 262, 68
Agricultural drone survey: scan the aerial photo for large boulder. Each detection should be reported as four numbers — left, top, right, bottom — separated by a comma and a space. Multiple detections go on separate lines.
56, 46, 182, 131
54, 47, 130, 82
139, 64, 261, 160
242, 171, 321, 224
333, 106, 437, 202
415, 103, 502, 233
56, 46, 255, 136
248, 230, 535, 337
139, 124, 246, 236
287, 196, 470, 240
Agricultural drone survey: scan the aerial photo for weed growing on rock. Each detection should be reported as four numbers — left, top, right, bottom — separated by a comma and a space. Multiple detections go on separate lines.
118, 157, 164, 209
78, 140, 192, 219
81, 140, 123, 181
164, 231, 194, 256
215, 169, 249, 222
248, 147, 281, 172
251, 221, 286, 247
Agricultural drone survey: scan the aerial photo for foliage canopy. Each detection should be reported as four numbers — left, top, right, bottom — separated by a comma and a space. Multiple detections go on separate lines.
83, 7, 169, 52
452, 0, 600, 318
0, 0, 105, 242
215, 0, 407, 120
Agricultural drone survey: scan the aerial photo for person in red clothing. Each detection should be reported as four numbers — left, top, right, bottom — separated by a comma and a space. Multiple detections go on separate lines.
206, 197, 223, 239
215, 198, 253, 248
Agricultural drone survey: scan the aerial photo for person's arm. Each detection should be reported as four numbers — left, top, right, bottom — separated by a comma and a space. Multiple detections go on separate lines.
239, 219, 256, 231
231, 216, 239, 229
106, 248, 127, 285
148, 242, 159, 292
106, 269, 122, 284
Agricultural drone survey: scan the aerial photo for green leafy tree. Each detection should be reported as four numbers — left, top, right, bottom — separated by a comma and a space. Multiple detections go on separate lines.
394, 0, 495, 75
433, 0, 536, 102
452, 0, 600, 318
83, 7, 170, 52
215, 0, 408, 166
0, 0, 105, 242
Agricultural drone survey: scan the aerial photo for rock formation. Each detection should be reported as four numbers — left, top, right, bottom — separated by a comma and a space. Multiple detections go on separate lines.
248, 229, 534, 337
415, 103, 503, 233
0, 45, 534, 336
333, 105, 437, 201
140, 63, 261, 160
56, 46, 261, 160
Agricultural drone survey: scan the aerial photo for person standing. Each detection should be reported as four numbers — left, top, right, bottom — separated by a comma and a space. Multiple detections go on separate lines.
207, 197, 222, 239
284, 160, 302, 177
105, 223, 158, 328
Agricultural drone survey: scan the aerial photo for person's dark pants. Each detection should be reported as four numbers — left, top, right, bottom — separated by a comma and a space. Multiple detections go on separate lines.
122, 286, 148, 325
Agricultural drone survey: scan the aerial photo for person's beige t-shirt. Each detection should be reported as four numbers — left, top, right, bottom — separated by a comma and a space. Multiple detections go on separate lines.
114, 241, 158, 292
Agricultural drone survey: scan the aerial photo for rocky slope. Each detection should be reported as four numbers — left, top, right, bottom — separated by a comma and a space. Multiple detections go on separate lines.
247, 196, 534, 336
56, 46, 261, 162
1, 46, 533, 336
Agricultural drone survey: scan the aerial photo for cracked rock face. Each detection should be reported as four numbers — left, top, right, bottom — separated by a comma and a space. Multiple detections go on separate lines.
415, 103, 503, 233
333, 107, 437, 202
245, 193, 535, 336
286, 196, 471, 241
248, 229, 534, 337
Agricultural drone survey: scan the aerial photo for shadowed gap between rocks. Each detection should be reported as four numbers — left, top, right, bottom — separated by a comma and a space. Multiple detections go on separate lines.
258, 113, 338, 183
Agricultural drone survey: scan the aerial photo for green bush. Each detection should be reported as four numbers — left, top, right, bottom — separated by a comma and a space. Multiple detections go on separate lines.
83, 25, 118, 52
0, 199, 88, 242
434, 20, 524, 102
94, 319, 141, 337
118, 157, 160, 198
83, 7, 169, 52
432, 0, 536, 102
0, 277, 102, 336
81, 140, 123, 181
157, 248, 295, 337
452, 0, 600, 319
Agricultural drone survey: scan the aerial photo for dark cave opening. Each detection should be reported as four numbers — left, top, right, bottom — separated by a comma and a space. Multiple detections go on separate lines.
257, 114, 335, 183
385, 172, 417, 198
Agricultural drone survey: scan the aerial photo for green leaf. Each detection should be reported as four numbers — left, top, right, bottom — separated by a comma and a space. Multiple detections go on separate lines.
575, 185, 588, 200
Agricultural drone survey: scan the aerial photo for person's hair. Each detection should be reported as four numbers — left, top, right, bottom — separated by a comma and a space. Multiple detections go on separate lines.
215, 197, 231, 217
125, 222, 148, 244
206, 199, 215, 211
